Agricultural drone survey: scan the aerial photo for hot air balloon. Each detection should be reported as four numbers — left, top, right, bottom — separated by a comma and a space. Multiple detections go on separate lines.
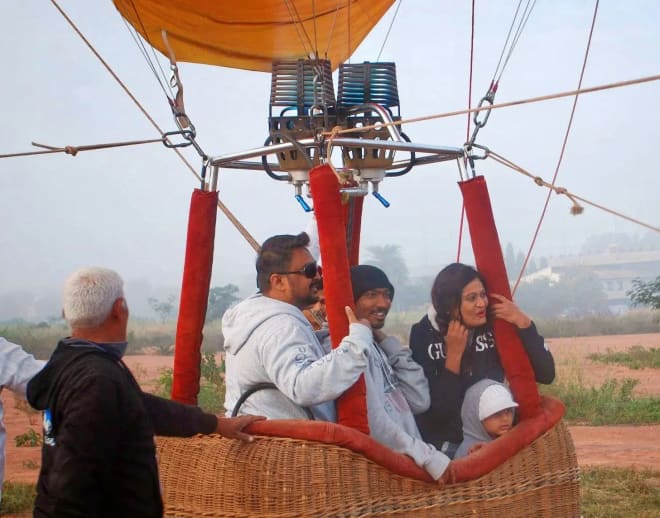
17, 1, 660, 515
104, 3, 584, 516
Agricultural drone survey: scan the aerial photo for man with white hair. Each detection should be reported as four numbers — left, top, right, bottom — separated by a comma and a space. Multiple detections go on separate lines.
27, 266, 263, 518
0, 338, 45, 503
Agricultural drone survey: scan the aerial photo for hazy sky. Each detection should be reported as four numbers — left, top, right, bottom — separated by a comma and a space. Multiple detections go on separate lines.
1, 1, 659, 318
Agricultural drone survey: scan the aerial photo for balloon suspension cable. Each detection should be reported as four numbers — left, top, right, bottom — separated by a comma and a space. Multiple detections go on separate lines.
376, 0, 402, 61
48, 0, 260, 253
458, 0, 476, 264
465, 0, 537, 173
283, 0, 315, 58
323, 2, 342, 58
121, 4, 173, 101
488, 150, 659, 234
491, 0, 538, 85
512, 0, 599, 295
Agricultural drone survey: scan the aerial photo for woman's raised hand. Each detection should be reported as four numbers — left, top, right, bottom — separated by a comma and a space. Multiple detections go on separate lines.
444, 320, 469, 374
489, 293, 531, 329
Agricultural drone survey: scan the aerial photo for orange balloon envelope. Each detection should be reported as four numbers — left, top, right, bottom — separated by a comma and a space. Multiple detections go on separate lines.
112, 0, 395, 72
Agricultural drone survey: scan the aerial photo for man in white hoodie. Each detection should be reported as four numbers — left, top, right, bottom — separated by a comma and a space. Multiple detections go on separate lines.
223, 232, 372, 421
0, 337, 45, 503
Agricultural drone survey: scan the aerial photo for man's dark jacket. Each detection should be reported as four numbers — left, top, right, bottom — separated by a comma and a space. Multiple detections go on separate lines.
27, 339, 217, 518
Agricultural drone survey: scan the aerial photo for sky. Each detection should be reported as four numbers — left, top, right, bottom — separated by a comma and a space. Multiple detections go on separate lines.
1, 1, 659, 320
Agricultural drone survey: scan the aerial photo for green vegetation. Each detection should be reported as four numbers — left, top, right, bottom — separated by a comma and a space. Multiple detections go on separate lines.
14, 428, 42, 448
0, 481, 36, 515
581, 467, 660, 517
0, 319, 226, 357
0, 322, 67, 359
540, 377, 660, 425
155, 351, 226, 414
628, 276, 660, 310
148, 295, 177, 323
589, 346, 660, 370
206, 284, 240, 323
2, 298, 658, 358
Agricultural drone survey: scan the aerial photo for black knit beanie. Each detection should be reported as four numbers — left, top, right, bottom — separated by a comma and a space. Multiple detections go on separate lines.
350, 265, 395, 301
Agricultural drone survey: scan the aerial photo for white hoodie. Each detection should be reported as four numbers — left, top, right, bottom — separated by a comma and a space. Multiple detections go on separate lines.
223, 294, 372, 421
0, 338, 45, 502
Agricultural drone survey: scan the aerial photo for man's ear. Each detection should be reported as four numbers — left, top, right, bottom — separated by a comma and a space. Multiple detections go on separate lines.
268, 273, 286, 292
111, 297, 128, 318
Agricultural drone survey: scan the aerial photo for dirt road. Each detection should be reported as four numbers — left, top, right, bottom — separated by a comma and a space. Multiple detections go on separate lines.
3, 332, 658, 486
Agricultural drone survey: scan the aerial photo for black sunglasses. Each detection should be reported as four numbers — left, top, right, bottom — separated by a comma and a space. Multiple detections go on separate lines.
274, 261, 322, 279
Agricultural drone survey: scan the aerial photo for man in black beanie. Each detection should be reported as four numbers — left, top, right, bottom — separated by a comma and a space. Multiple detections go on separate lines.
329, 265, 451, 481
350, 265, 395, 332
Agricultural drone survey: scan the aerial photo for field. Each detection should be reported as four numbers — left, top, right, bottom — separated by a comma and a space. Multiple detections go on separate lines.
2, 333, 659, 516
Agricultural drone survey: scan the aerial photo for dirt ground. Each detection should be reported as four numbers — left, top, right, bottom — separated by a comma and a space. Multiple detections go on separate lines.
3, 333, 659, 487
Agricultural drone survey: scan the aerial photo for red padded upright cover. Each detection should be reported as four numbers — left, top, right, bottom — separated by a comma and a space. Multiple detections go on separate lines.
309, 164, 369, 434
171, 189, 218, 405
459, 176, 542, 418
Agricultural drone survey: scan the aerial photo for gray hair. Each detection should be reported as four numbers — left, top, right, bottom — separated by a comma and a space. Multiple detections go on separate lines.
62, 267, 124, 328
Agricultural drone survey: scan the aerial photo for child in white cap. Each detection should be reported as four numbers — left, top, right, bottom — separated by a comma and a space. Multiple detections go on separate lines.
454, 378, 518, 458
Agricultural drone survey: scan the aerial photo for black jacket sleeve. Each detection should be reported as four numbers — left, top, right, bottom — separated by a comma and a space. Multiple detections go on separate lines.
517, 322, 555, 384
142, 393, 217, 436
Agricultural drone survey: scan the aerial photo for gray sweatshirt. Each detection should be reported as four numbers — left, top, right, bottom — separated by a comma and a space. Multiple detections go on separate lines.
319, 331, 450, 480
223, 294, 372, 421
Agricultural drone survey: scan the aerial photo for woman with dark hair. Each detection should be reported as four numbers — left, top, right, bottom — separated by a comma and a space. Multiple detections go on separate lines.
409, 263, 555, 459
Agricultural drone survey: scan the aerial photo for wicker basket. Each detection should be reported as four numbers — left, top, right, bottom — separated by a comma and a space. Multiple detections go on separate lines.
156, 419, 579, 517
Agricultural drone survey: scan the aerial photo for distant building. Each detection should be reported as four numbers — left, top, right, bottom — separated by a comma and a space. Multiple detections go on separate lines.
520, 249, 660, 313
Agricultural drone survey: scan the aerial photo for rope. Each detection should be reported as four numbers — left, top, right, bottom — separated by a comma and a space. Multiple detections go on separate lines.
489, 151, 659, 233
324, 73, 660, 137
49, 0, 260, 253
0, 138, 163, 159
325, 125, 343, 164
512, 0, 599, 294
457, 0, 477, 262
376, 0, 402, 62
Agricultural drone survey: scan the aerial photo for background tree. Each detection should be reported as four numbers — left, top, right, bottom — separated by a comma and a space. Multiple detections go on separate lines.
206, 284, 240, 323
515, 268, 609, 319
148, 295, 176, 323
628, 276, 660, 309
364, 244, 410, 288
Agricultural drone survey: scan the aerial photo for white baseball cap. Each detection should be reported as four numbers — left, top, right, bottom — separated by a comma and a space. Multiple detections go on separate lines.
478, 384, 519, 420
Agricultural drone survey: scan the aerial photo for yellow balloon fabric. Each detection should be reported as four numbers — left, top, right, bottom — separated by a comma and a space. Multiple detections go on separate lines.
112, 0, 395, 72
